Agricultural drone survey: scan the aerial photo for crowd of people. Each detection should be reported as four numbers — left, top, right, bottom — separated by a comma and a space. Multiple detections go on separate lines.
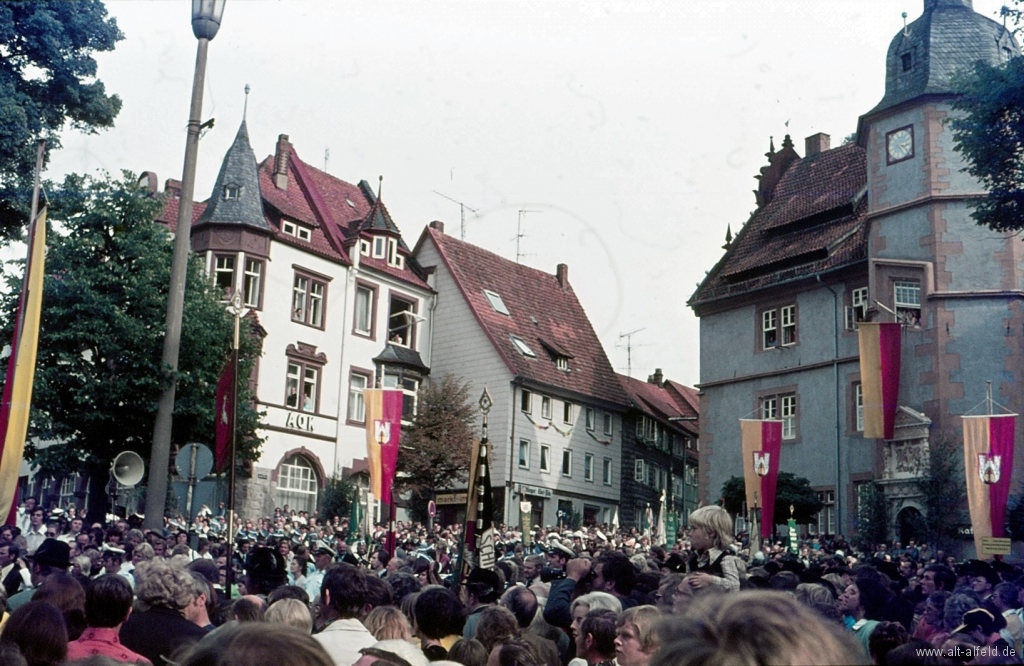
1, 497, 1023, 665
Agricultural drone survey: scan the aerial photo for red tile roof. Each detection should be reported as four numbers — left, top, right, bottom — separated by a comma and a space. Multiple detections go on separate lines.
421, 226, 628, 408
619, 375, 699, 437
690, 142, 868, 311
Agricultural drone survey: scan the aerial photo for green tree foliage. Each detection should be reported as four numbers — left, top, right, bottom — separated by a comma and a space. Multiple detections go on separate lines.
395, 374, 476, 501
0, 1, 123, 238
0, 172, 262, 519
855, 481, 890, 549
319, 474, 356, 523
916, 430, 967, 551
949, 55, 1024, 233
721, 472, 823, 530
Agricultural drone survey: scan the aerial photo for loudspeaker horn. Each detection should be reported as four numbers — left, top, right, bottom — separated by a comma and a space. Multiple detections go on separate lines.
111, 451, 145, 487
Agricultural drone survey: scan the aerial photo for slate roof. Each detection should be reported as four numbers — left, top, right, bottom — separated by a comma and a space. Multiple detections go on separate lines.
420, 226, 629, 408
618, 374, 699, 437
195, 121, 270, 232
689, 142, 869, 311
867, 0, 1018, 117
373, 343, 430, 374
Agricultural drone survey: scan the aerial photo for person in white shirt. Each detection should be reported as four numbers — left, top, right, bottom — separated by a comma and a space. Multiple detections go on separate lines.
16, 497, 37, 534
313, 563, 376, 666
23, 507, 46, 555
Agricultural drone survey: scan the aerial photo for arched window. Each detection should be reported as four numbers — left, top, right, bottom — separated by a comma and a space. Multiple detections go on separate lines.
276, 454, 318, 514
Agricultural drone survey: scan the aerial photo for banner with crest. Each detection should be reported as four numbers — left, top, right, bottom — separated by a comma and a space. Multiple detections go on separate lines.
364, 389, 404, 505
963, 414, 1016, 557
741, 419, 782, 540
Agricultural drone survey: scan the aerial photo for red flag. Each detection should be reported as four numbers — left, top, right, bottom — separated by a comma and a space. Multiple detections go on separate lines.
364, 389, 403, 505
214, 361, 234, 473
858, 322, 902, 439
741, 419, 783, 540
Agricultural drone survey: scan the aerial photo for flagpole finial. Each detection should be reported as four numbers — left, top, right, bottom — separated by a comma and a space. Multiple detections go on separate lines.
479, 387, 493, 414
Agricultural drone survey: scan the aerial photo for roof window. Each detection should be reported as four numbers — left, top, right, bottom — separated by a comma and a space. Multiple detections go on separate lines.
224, 184, 240, 200
901, 53, 912, 72
282, 220, 311, 242
483, 290, 510, 315
510, 335, 536, 357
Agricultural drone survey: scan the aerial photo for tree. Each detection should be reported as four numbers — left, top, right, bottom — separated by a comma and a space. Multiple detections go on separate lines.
0, 1, 123, 239
855, 481, 889, 549
916, 430, 967, 552
0, 172, 263, 522
721, 472, 823, 531
319, 473, 357, 523
395, 374, 476, 517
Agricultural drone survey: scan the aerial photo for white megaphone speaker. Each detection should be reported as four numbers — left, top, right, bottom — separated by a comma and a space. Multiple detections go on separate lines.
111, 451, 145, 487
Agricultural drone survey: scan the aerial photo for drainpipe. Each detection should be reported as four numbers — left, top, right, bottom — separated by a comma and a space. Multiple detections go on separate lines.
817, 274, 843, 537
509, 380, 520, 526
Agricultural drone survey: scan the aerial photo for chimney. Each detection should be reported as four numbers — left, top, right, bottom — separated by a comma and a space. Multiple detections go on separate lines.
804, 132, 831, 157
556, 263, 569, 289
273, 134, 291, 190
429, 221, 445, 234
164, 178, 182, 198
648, 368, 664, 386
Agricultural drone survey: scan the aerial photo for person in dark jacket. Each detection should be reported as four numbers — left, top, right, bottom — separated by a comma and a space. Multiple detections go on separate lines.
120, 559, 207, 665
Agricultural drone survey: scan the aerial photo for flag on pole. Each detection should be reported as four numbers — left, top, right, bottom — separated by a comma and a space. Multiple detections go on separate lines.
858, 322, 902, 439
656, 490, 667, 546
214, 361, 234, 473
963, 414, 1016, 557
741, 418, 782, 541
363, 389, 404, 505
0, 207, 48, 523
611, 506, 620, 531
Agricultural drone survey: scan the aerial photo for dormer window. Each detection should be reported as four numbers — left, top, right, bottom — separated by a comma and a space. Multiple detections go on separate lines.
372, 236, 386, 259
510, 335, 536, 357
555, 356, 569, 371
282, 220, 311, 242
360, 240, 371, 256
483, 290, 510, 315
386, 238, 404, 269
224, 184, 240, 200
901, 53, 913, 72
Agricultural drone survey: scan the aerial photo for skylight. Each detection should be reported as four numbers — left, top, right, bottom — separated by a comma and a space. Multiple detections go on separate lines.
483, 290, 510, 315
510, 335, 536, 357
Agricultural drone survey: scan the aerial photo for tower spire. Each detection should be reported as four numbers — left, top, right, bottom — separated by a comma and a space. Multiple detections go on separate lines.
243, 84, 250, 120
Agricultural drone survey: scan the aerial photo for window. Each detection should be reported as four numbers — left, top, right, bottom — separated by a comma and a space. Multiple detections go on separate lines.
521, 389, 532, 414
672, 435, 684, 457
483, 290, 510, 315
894, 280, 921, 326
59, 473, 80, 507
511, 335, 536, 358
519, 440, 531, 469
276, 454, 318, 515
372, 236, 386, 258
541, 396, 552, 420
673, 474, 684, 501
243, 259, 263, 308
348, 373, 369, 423
846, 287, 869, 330
584, 453, 594, 482
585, 407, 595, 431
540, 445, 550, 472
224, 184, 239, 200
760, 393, 797, 440
286, 362, 319, 413
292, 274, 326, 328
214, 255, 235, 296
388, 296, 417, 347
761, 305, 796, 349
603, 412, 613, 436
814, 490, 836, 535
383, 372, 418, 423
563, 401, 574, 425
281, 220, 311, 242
855, 383, 864, 432
360, 239, 371, 256
561, 450, 572, 477
354, 285, 375, 337
386, 238, 404, 269
901, 52, 912, 72
635, 458, 646, 483
603, 458, 613, 485
555, 356, 569, 371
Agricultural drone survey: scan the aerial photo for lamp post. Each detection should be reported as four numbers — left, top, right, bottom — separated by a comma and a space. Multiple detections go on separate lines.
144, 0, 227, 531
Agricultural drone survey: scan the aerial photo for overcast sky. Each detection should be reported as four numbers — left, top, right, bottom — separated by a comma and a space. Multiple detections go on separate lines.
43, 0, 1012, 387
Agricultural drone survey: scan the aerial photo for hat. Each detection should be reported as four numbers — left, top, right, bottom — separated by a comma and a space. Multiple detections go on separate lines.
954, 608, 1006, 636
26, 539, 71, 569
102, 545, 126, 557
548, 540, 575, 559
313, 542, 337, 559
466, 567, 502, 600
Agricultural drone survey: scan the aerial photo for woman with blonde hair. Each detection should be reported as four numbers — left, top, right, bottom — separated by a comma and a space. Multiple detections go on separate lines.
614, 606, 661, 666
364, 604, 415, 642
266, 598, 313, 634
683, 505, 740, 593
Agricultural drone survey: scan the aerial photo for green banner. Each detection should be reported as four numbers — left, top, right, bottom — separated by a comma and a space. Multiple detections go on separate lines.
666, 513, 678, 544
786, 518, 798, 553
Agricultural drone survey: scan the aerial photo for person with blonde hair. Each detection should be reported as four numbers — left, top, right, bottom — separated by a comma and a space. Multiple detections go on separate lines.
266, 597, 314, 634
653, 591, 864, 666
683, 505, 739, 593
364, 604, 415, 642
614, 606, 661, 666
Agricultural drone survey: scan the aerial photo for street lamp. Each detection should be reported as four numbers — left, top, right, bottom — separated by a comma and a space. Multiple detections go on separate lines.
144, 0, 227, 531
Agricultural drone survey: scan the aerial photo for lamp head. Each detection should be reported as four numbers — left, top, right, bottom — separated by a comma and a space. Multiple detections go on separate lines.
192, 0, 226, 40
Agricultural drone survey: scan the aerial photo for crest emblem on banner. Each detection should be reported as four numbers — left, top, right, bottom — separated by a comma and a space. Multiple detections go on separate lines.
375, 421, 391, 445
979, 454, 1001, 484
754, 452, 770, 477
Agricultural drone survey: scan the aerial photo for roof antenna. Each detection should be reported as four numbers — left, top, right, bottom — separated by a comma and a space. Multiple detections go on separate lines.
902, 12, 909, 36
1002, 5, 1010, 29
243, 84, 250, 120
324, 147, 329, 172
515, 209, 542, 263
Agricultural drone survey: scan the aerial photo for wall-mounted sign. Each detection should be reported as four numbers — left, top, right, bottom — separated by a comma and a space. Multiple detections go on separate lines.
517, 484, 553, 498
435, 493, 468, 505
264, 405, 337, 439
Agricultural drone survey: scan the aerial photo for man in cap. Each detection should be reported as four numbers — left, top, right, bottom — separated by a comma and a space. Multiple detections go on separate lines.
7, 538, 71, 610
101, 546, 133, 588
954, 607, 1012, 653
304, 542, 336, 600
463, 566, 502, 638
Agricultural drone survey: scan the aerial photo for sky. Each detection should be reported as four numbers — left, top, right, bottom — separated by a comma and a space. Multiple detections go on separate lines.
43, 0, 1013, 388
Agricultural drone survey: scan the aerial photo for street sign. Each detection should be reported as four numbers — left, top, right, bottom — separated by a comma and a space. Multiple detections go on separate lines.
981, 537, 1012, 555
175, 443, 213, 480
428, 500, 437, 518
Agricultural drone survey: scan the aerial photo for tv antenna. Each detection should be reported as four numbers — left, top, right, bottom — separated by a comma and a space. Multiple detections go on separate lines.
617, 328, 647, 379
433, 191, 478, 240
515, 209, 542, 263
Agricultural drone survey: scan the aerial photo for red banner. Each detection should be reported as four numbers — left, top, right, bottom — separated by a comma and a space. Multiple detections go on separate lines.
741, 419, 782, 540
858, 322, 902, 439
214, 361, 234, 473
964, 414, 1016, 555
364, 389, 404, 505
